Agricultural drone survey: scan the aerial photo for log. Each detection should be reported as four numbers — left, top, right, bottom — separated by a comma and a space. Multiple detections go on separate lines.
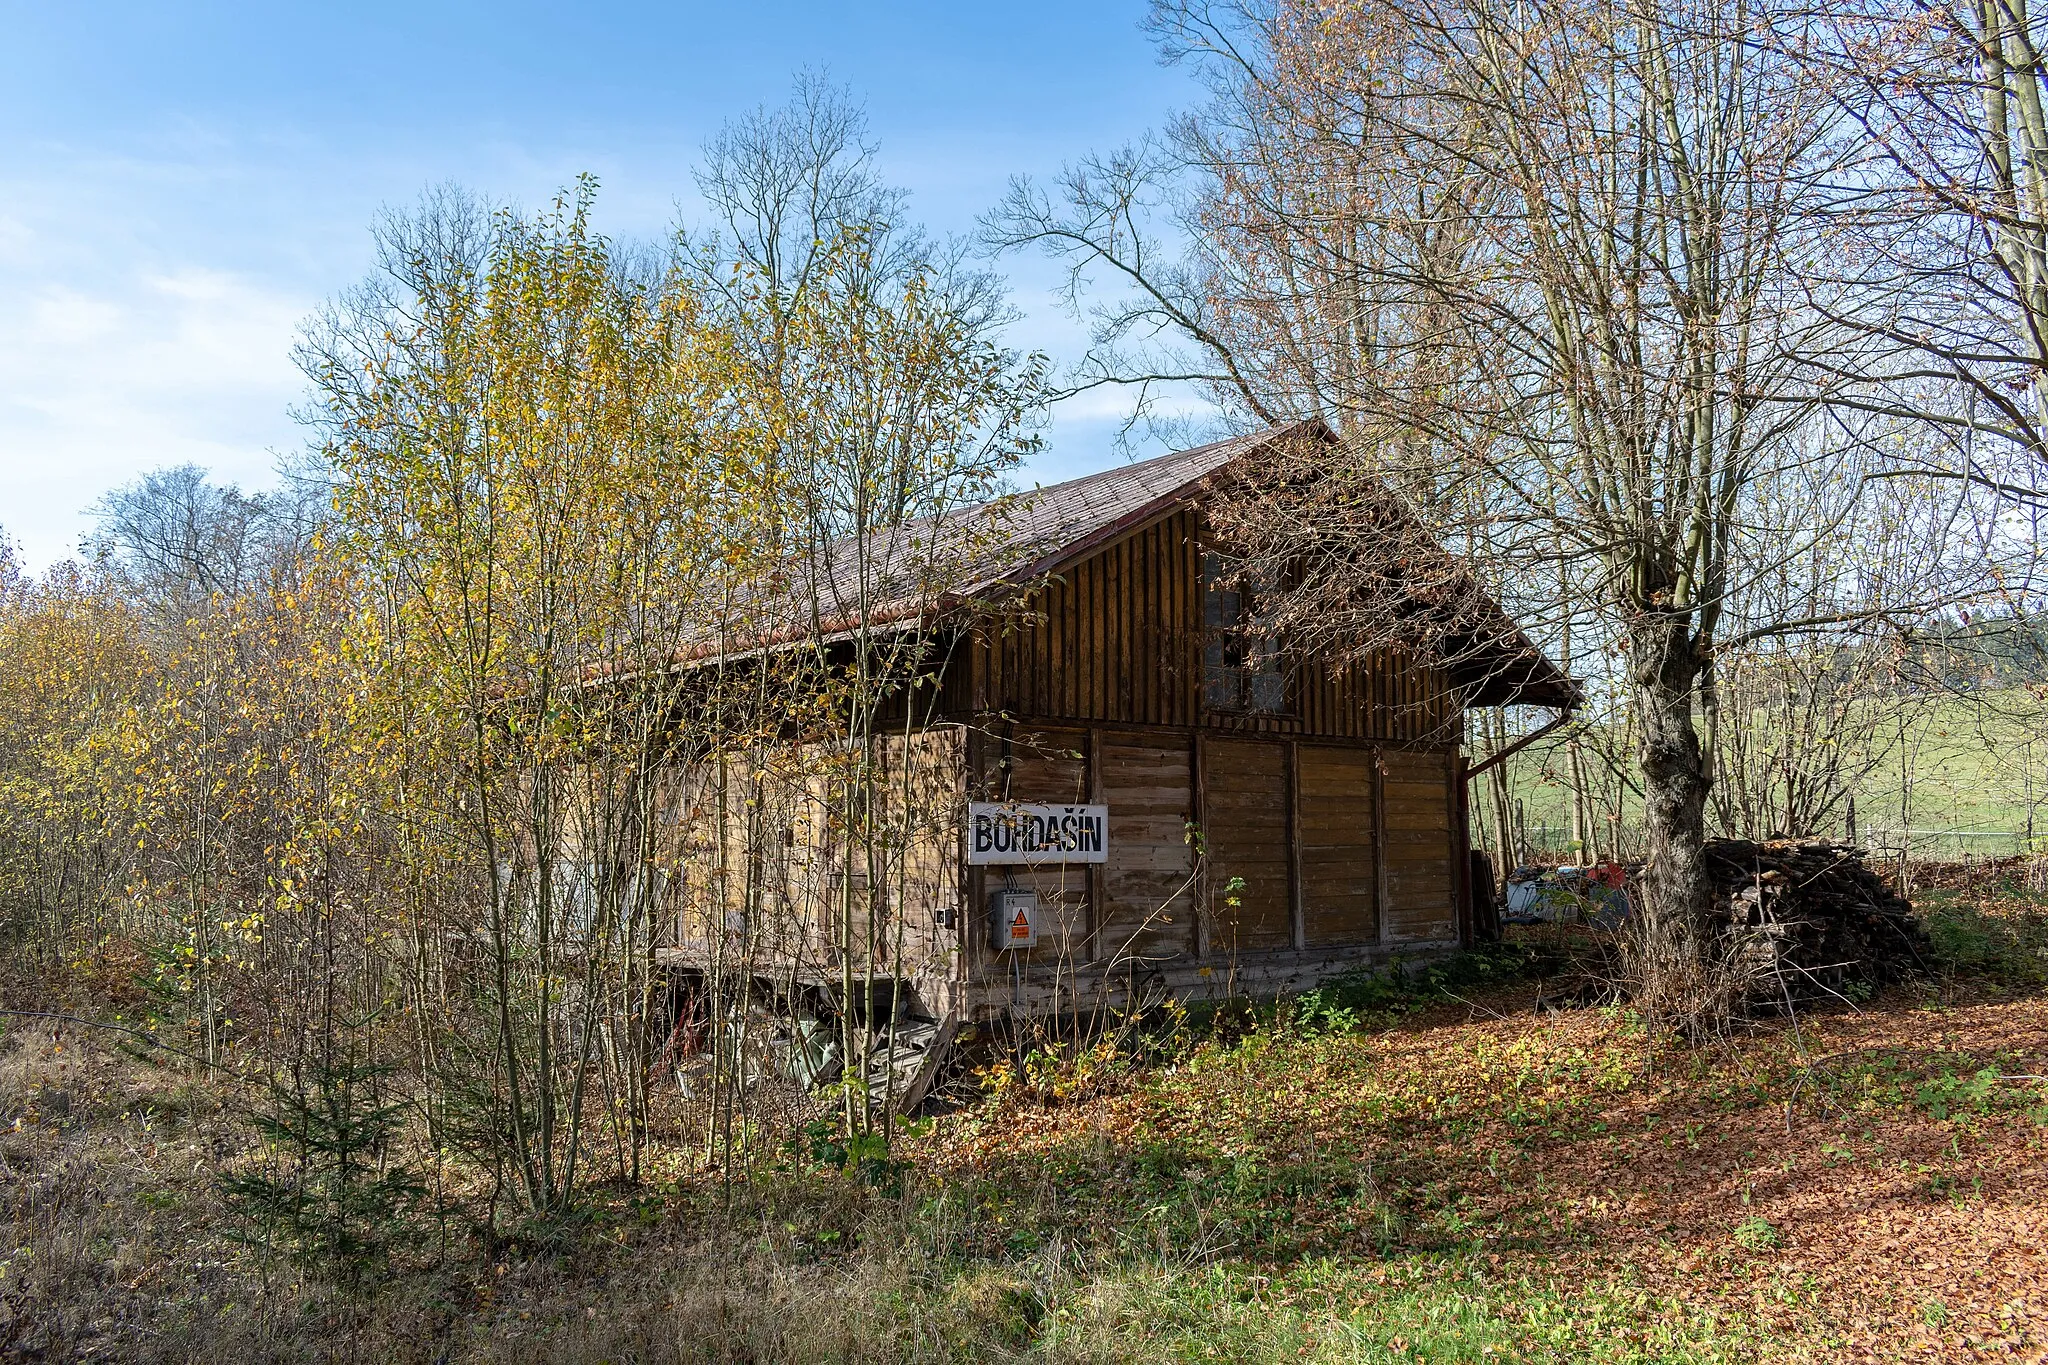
1700, 838, 1929, 1007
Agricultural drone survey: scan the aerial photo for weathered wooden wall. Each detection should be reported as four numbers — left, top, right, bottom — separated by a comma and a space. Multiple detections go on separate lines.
947, 501, 1466, 992
1201, 737, 1292, 953
652, 498, 1473, 1020
959, 508, 1461, 745
964, 725, 1201, 974
1098, 733, 1197, 960
1382, 748, 1457, 944
974, 512, 1203, 728
975, 727, 1091, 965
963, 718, 1461, 1013
661, 728, 965, 1010
1297, 744, 1378, 946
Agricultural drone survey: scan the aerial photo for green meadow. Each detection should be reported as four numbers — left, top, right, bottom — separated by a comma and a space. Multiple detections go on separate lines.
1492, 689, 2048, 858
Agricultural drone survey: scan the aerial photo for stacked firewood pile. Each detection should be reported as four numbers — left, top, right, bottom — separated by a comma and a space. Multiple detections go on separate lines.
1704, 838, 1930, 1005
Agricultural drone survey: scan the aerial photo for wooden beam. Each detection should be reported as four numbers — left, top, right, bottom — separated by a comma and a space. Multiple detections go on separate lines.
1463, 706, 1575, 781
962, 725, 985, 981
1192, 730, 1209, 960
1287, 738, 1306, 951
1373, 746, 1389, 946
1452, 751, 1471, 947
969, 624, 988, 713
1087, 725, 1104, 962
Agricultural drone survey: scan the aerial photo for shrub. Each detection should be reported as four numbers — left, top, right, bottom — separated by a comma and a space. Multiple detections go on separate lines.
1732, 1215, 1780, 1252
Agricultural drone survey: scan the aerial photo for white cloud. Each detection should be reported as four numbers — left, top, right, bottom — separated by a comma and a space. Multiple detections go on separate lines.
27, 286, 124, 347
0, 264, 310, 571
0, 84, 1205, 575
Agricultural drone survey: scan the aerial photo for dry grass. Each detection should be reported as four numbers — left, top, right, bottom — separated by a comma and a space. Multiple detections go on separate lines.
0, 877, 2040, 1363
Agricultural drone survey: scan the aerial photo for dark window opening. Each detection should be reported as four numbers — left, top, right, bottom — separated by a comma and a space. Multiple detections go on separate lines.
1202, 552, 1287, 714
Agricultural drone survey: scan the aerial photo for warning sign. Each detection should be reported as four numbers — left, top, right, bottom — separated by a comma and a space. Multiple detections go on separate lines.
988, 889, 1041, 950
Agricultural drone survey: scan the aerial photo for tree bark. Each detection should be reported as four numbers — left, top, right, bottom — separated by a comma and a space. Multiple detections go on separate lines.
1629, 613, 1717, 1025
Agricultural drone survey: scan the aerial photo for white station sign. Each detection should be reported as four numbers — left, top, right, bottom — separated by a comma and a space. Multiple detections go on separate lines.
967, 802, 1108, 865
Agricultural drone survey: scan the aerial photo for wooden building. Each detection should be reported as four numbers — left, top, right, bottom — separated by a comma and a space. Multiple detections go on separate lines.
659, 422, 1574, 1042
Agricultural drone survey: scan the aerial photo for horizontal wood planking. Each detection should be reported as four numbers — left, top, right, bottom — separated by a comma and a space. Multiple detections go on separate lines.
1098, 732, 1197, 960
979, 727, 1092, 962
1003, 727, 1092, 803
1296, 744, 1379, 944
1381, 748, 1455, 942
1200, 736, 1293, 953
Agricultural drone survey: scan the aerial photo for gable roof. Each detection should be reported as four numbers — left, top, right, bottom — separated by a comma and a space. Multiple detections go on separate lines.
796, 427, 1275, 626
728, 421, 1577, 710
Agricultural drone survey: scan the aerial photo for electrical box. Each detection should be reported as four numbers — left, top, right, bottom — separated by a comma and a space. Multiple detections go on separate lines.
989, 889, 1041, 951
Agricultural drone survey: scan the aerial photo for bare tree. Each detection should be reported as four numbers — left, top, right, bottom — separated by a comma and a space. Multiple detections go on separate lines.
88, 465, 321, 634
987, 0, 2013, 1031
688, 79, 1041, 1133
1802, 0, 2048, 516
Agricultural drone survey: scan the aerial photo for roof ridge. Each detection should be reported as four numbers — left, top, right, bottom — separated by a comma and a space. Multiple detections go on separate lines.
998, 423, 1293, 507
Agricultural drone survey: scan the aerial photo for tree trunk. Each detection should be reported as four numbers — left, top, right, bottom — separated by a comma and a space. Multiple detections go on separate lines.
1628, 613, 1722, 1032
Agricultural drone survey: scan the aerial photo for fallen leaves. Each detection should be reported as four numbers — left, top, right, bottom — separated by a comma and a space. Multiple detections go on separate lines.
918, 974, 2048, 1361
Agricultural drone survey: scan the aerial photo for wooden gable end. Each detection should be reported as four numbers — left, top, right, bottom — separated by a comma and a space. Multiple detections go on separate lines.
955, 505, 1462, 744
969, 507, 1202, 728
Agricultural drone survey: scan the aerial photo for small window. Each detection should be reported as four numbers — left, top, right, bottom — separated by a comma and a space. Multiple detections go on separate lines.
1202, 552, 1286, 714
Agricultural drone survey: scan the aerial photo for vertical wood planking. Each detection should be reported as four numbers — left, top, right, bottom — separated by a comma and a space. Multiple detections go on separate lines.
1069, 569, 1079, 716
1150, 516, 1166, 726
1107, 537, 1122, 719
963, 726, 987, 985
1113, 535, 1128, 720
1133, 526, 1151, 724
976, 545, 1462, 746
1155, 519, 1169, 724
1179, 511, 1195, 727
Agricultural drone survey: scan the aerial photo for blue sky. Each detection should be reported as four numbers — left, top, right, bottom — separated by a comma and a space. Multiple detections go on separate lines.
0, 2, 1205, 572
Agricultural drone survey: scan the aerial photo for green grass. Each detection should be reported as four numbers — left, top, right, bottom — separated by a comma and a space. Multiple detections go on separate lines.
0, 947, 1854, 1365
1018, 1255, 1804, 1363
17, 896, 2048, 1363
1494, 689, 2048, 858
1918, 884, 2048, 987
